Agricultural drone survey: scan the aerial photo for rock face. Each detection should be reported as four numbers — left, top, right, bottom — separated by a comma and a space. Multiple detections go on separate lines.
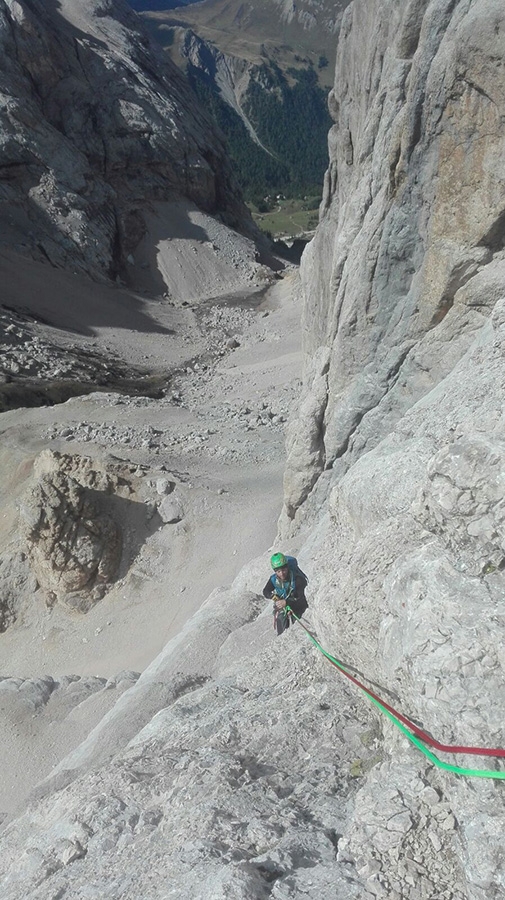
0, 552, 36, 633
2, 3, 505, 900
0, 580, 374, 900
413, 433, 505, 578
283, 0, 505, 521
278, 1, 505, 897
0, 0, 249, 279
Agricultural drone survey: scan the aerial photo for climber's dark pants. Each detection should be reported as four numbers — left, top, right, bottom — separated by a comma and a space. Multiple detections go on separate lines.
274, 608, 291, 635
273, 597, 308, 635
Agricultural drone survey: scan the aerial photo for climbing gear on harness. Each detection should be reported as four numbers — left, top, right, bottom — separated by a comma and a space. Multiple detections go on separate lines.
271, 572, 295, 601
287, 607, 505, 780
273, 603, 292, 634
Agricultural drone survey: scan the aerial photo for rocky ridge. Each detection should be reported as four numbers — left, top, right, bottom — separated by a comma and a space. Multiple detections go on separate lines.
0, 0, 253, 281
146, 0, 348, 72
181, 32, 269, 150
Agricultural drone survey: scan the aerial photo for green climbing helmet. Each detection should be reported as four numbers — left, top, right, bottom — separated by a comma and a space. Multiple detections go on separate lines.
271, 552, 288, 570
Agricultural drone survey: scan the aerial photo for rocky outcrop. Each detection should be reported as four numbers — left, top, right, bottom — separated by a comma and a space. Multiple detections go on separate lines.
17, 449, 152, 613
21, 471, 122, 611
0, 0, 250, 280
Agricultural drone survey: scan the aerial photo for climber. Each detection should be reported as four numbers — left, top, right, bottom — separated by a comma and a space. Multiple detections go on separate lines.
262, 552, 308, 635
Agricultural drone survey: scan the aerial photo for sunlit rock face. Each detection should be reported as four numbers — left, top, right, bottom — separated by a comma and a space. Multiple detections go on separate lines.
279, 3, 505, 897
283, 0, 505, 521
0, 0, 249, 279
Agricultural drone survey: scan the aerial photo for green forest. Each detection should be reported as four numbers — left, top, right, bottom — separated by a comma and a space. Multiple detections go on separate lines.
187, 63, 331, 205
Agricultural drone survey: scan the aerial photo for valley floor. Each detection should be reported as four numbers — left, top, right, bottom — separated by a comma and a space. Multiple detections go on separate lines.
0, 257, 302, 819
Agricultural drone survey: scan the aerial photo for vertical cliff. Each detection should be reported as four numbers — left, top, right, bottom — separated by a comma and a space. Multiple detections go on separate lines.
283, 0, 505, 523
280, 2, 505, 896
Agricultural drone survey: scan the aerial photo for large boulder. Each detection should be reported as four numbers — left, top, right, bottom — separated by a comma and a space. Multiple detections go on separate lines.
16, 449, 151, 613
21, 470, 122, 611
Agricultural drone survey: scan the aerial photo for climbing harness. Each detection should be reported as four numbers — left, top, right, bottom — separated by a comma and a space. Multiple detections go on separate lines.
287, 608, 505, 781
273, 597, 292, 632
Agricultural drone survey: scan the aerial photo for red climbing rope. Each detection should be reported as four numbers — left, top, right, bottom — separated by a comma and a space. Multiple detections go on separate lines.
292, 614, 505, 759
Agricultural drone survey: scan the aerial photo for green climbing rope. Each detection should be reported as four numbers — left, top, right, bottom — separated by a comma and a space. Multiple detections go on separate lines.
368, 693, 505, 780
289, 610, 505, 781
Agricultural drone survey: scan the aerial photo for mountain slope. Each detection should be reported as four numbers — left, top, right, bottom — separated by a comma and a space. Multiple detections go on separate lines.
141, 0, 348, 83
186, 49, 333, 201
135, 0, 350, 200
0, 0, 253, 282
